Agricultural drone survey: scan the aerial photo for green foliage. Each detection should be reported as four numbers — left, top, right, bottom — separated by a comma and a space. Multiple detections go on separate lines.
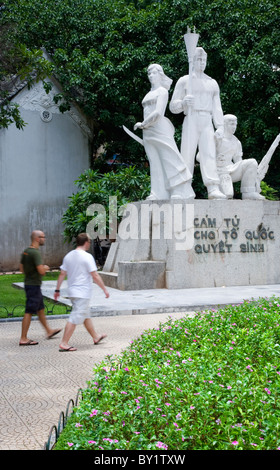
1, 0, 279, 190
0, 20, 54, 129
62, 166, 150, 243
55, 297, 280, 450
0, 98, 26, 130
260, 181, 279, 200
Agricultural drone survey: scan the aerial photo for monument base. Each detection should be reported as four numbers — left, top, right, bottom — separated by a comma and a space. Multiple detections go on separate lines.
100, 199, 280, 290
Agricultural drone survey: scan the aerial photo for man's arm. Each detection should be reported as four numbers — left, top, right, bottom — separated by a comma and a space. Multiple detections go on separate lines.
91, 271, 110, 298
232, 139, 243, 163
169, 76, 188, 114
212, 81, 224, 137
54, 270, 67, 301
21, 261, 49, 276
36, 264, 50, 276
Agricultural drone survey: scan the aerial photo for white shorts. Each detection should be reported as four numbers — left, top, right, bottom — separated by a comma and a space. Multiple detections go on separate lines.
68, 297, 91, 325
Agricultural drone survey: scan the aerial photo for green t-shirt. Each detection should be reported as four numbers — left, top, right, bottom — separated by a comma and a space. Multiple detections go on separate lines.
20, 247, 43, 285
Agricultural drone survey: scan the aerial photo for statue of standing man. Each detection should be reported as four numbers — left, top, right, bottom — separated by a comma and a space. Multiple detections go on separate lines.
169, 47, 227, 199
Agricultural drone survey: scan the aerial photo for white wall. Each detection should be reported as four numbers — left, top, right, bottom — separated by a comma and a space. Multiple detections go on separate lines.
0, 89, 91, 271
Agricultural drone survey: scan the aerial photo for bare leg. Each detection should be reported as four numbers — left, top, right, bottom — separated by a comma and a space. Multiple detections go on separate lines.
37, 308, 61, 338
84, 318, 107, 344
84, 318, 99, 340
19, 313, 33, 344
59, 321, 77, 350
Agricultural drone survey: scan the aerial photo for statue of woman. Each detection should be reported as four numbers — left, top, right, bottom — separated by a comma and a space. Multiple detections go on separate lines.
134, 64, 195, 200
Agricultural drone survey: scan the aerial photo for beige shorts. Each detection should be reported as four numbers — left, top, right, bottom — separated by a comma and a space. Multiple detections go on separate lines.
68, 297, 91, 325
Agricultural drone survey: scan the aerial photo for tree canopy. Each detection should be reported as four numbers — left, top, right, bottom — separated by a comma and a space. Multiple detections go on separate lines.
1, 0, 279, 188
0, 10, 54, 129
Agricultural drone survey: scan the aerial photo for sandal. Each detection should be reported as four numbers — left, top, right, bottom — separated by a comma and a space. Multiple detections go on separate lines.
59, 346, 77, 352
93, 334, 107, 345
19, 339, 38, 346
47, 329, 62, 340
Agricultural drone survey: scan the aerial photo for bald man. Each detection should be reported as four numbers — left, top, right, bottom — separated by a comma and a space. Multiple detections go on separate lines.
19, 230, 61, 346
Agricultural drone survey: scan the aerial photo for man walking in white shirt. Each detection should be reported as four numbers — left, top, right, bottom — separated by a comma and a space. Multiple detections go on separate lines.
54, 233, 109, 351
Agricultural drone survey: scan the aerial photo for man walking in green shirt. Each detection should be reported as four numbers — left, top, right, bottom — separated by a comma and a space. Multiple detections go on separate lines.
19, 230, 61, 346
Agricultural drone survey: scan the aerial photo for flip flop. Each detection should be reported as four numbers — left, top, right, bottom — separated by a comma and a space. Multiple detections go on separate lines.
47, 329, 62, 340
93, 334, 107, 345
19, 340, 38, 346
59, 346, 77, 352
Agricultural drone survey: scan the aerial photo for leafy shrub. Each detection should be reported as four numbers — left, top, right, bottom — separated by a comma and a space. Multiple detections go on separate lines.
62, 166, 150, 243
259, 181, 279, 200
55, 297, 280, 450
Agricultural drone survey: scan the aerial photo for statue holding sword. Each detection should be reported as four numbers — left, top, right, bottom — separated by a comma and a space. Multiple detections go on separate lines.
124, 63, 195, 200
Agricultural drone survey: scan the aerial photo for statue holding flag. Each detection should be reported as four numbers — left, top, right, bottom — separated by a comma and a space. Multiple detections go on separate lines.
170, 34, 227, 199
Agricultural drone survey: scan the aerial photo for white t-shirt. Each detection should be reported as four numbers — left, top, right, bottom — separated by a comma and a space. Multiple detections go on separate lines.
60, 249, 97, 299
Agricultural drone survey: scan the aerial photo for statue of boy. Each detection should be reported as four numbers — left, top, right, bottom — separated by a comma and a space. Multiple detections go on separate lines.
216, 114, 265, 200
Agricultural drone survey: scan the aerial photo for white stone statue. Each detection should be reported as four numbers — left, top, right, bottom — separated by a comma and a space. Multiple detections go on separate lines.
133, 64, 195, 200
216, 114, 280, 199
169, 47, 226, 200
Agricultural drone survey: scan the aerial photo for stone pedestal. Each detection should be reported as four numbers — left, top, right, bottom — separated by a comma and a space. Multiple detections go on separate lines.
100, 199, 280, 290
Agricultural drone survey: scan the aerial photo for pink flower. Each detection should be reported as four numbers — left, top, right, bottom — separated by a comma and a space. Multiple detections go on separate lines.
156, 441, 168, 450
264, 388, 271, 395
68, 442, 74, 447
231, 441, 238, 446
88, 440, 97, 444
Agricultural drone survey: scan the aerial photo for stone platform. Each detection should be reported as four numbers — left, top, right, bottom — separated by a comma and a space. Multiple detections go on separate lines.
100, 199, 280, 290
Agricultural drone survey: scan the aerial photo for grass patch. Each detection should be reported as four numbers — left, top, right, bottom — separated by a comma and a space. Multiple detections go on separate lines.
55, 297, 280, 450
0, 272, 69, 318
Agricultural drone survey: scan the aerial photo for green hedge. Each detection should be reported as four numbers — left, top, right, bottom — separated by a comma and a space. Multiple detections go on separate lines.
55, 297, 280, 450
